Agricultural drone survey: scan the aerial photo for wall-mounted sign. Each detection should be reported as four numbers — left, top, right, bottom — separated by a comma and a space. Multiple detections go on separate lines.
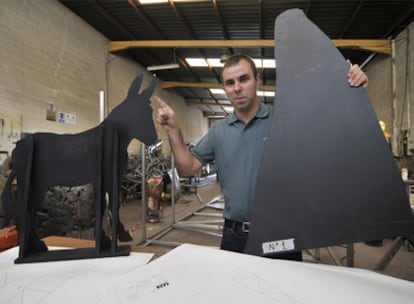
58, 111, 65, 123
58, 112, 77, 124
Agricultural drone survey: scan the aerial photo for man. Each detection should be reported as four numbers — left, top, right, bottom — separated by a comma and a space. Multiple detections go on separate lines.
155, 54, 368, 260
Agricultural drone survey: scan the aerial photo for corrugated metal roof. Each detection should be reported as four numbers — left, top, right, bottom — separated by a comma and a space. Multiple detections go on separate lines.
59, 0, 414, 116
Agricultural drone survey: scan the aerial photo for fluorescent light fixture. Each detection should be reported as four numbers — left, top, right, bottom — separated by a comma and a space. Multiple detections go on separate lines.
217, 99, 232, 104
223, 106, 234, 112
207, 58, 224, 67
139, 0, 207, 3
258, 90, 275, 97
185, 58, 208, 67
147, 63, 180, 71
252, 59, 276, 69
186, 57, 223, 68
139, 0, 168, 4
210, 88, 226, 95
209, 88, 274, 97
186, 57, 276, 69
207, 115, 227, 119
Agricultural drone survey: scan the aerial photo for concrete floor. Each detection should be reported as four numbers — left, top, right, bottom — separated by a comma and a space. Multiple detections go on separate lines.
119, 176, 414, 282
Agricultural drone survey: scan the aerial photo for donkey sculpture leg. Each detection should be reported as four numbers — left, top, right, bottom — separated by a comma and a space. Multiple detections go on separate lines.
15, 136, 48, 261
1, 170, 16, 228
98, 124, 131, 253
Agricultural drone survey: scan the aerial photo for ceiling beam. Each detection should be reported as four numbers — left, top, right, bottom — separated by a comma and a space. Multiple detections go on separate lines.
334, 39, 391, 54
108, 39, 392, 54
189, 101, 231, 107
160, 81, 222, 89
160, 81, 275, 91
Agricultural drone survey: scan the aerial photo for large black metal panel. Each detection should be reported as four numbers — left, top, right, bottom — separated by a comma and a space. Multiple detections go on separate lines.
245, 9, 414, 257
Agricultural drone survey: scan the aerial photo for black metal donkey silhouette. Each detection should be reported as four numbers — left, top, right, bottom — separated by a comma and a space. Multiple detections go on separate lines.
5, 73, 157, 263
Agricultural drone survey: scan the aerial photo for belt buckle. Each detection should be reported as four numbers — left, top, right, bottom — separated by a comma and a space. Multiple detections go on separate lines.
242, 222, 250, 232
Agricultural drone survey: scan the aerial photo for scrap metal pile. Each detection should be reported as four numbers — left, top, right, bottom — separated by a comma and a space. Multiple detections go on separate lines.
121, 144, 177, 205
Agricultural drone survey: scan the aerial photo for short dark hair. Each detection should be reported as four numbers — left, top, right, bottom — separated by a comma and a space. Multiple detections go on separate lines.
222, 54, 258, 80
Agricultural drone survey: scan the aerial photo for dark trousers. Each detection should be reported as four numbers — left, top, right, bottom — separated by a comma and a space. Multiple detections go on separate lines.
220, 219, 303, 261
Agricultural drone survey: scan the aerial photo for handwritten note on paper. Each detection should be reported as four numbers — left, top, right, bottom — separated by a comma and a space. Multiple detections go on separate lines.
111, 273, 170, 303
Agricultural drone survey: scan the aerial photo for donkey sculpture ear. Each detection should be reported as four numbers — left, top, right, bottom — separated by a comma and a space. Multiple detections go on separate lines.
127, 74, 144, 97
140, 76, 157, 102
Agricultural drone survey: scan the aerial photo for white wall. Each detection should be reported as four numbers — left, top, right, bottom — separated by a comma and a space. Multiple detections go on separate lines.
0, 1, 107, 134
365, 55, 393, 125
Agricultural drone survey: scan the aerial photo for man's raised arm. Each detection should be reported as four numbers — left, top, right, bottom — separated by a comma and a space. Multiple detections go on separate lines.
154, 96, 203, 177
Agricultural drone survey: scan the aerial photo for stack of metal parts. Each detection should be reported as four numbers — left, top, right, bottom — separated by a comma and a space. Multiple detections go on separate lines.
120, 149, 171, 204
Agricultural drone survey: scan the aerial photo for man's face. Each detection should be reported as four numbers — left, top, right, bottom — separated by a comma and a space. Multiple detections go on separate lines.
222, 59, 260, 114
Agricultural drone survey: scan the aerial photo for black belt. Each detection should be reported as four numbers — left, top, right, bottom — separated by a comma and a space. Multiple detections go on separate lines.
224, 219, 251, 232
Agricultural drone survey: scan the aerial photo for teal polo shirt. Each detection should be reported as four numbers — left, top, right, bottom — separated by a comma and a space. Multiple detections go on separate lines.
192, 101, 271, 221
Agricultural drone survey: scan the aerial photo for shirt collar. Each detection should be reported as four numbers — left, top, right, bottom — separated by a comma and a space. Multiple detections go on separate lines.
227, 101, 270, 125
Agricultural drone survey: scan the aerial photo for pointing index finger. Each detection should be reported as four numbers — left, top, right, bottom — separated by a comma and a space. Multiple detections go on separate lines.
154, 96, 166, 108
